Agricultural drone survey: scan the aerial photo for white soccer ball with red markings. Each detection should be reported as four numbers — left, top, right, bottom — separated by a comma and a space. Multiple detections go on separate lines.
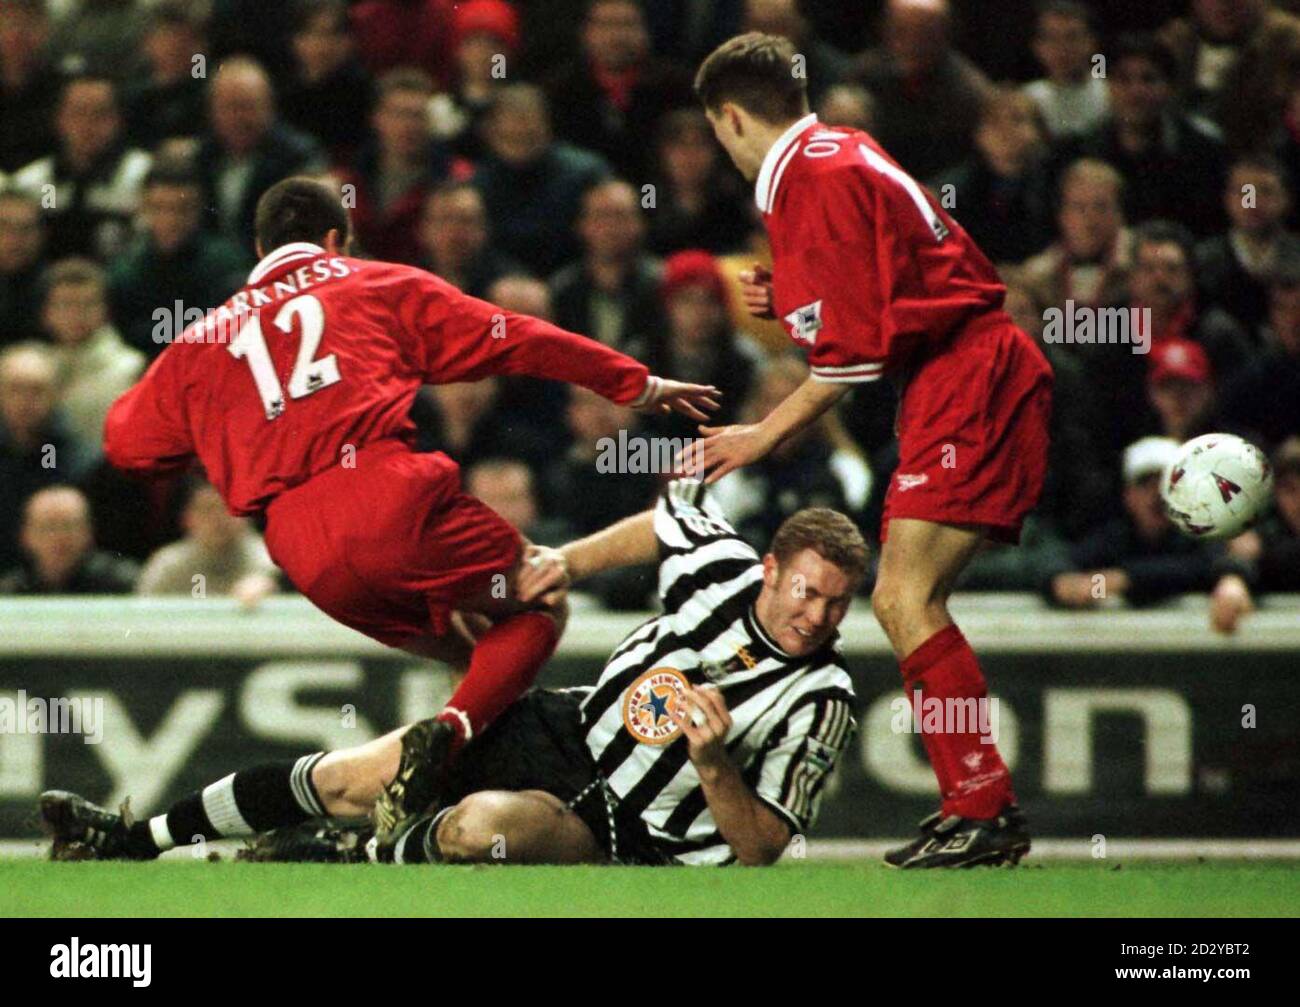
1160, 434, 1274, 540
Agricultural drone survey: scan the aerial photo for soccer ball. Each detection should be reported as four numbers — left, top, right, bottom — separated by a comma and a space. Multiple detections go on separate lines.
1160, 434, 1274, 540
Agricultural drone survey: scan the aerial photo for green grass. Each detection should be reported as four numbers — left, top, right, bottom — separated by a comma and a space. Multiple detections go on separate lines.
3, 859, 1297, 917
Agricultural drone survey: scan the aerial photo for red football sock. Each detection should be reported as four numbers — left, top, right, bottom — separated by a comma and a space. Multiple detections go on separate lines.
436, 611, 558, 747
898, 624, 1015, 820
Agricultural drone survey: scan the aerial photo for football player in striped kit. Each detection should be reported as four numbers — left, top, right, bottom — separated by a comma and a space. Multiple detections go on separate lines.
40, 482, 862, 867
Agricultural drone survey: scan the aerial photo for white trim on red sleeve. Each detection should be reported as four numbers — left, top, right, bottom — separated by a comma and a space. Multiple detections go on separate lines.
810, 362, 885, 383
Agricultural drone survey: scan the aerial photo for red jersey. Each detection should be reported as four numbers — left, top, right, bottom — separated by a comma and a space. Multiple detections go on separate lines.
104, 242, 649, 514
758, 114, 1005, 383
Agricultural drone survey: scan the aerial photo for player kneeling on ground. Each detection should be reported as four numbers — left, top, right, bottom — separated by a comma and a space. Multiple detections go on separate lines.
41, 482, 861, 866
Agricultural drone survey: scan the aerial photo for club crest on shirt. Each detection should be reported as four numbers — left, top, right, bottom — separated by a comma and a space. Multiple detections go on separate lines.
699, 645, 756, 683
784, 300, 823, 345
622, 667, 690, 745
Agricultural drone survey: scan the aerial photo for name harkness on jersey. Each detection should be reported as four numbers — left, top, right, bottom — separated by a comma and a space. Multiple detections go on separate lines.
579, 480, 857, 866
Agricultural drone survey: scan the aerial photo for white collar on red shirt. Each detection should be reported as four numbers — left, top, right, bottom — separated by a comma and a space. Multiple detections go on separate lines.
247, 242, 326, 285
754, 112, 818, 215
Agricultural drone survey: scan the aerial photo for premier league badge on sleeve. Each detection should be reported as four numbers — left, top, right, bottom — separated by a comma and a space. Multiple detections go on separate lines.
784, 300, 823, 345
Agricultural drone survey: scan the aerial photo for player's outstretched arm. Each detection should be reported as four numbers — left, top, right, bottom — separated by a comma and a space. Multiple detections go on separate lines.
515, 510, 658, 604
409, 275, 720, 418
694, 375, 849, 484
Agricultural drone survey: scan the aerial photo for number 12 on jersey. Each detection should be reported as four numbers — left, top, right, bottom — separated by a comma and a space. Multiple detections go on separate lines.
228, 294, 341, 420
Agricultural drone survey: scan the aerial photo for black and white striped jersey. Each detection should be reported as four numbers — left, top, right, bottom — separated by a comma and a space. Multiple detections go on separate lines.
580, 480, 857, 865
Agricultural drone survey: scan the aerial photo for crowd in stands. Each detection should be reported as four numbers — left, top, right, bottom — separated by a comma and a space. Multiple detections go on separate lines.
1, 0, 1298, 630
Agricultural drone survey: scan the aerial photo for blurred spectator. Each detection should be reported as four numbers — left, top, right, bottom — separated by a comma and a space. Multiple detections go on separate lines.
481, 274, 571, 445
550, 179, 663, 356
539, 386, 658, 536
645, 109, 751, 257
413, 378, 552, 472
418, 181, 523, 298
136, 477, 278, 606
0, 343, 95, 569
1196, 154, 1300, 336
0, 485, 137, 594
10, 74, 151, 260
348, 0, 455, 89
1142, 337, 1220, 443
542, 0, 695, 184
1063, 33, 1227, 237
0, 0, 59, 173
109, 160, 250, 358
1158, 0, 1300, 154
0, 188, 49, 346
123, 0, 210, 150
48, 0, 148, 81
337, 68, 461, 265
41, 258, 145, 451
1001, 277, 1112, 541
281, 0, 374, 164
848, 0, 993, 180
1209, 436, 1300, 632
1045, 436, 1223, 607
1129, 220, 1253, 381
642, 249, 761, 438
741, 0, 852, 105
1221, 260, 1300, 448
816, 83, 876, 134
1020, 159, 1133, 313
465, 458, 567, 546
1251, 437, 1300, 592
196, 57, 325, 251
933, 87, 1053, 264
429, 0, 520, 162
711, 357, 871, 554
1022, 1, 1108, 140
472, 84, 610, 275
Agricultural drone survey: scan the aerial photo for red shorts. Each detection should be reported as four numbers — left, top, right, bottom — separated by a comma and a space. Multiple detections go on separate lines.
881, 311, 1053, 544
264, 440, 522, 648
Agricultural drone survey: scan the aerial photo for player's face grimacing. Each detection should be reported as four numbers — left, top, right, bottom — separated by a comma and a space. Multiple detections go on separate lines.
755, 548, 855, 657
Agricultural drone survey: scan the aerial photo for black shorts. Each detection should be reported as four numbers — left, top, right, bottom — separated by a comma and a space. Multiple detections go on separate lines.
438, 689, 673, 865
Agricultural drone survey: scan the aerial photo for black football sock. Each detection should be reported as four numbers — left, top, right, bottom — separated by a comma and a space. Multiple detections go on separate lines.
125, 752, 328, 857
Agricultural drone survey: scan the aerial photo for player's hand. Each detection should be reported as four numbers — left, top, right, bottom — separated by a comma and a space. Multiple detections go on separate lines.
516, 544, 569, 606
691, 423, 776, 484
1209, 573, 1254, 635
670, 685, 733, 773
631, 376, 721, 422
738, 263, 775, 319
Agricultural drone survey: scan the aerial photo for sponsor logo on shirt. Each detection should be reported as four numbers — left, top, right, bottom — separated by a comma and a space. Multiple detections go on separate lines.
784, 300, 823, 345
896, 472, 929, 492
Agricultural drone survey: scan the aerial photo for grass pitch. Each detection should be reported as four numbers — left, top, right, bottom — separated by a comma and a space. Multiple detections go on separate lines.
3, 859, 1297, 917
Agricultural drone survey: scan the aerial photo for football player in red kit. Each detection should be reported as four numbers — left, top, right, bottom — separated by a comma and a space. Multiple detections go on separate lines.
691, 34, 1052, 867
95, 177, 719, 850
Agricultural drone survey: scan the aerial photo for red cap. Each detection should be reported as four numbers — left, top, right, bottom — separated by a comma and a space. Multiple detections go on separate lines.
661, 249, 729, 307
454, 0, 520, 52
1148, 337, 1213, 388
